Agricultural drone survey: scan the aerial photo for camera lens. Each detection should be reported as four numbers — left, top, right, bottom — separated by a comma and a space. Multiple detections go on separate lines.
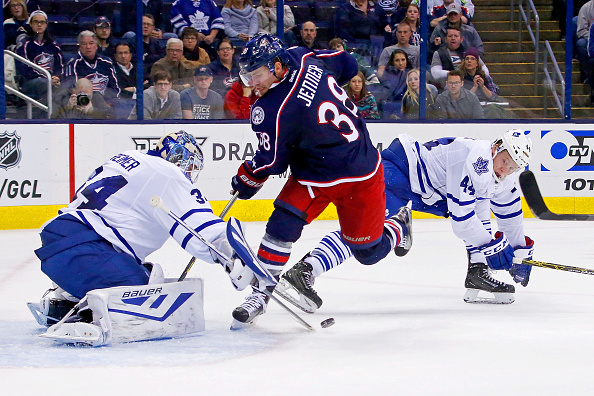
76, 93, 90, 106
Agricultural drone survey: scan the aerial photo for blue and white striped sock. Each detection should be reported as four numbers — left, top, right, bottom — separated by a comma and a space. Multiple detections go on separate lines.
305, 231, 353, 278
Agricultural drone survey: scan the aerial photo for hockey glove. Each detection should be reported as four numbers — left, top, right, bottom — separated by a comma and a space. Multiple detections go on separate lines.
509, 236, 534, 287
231, 161, 268, 200
479, 231, 515, 271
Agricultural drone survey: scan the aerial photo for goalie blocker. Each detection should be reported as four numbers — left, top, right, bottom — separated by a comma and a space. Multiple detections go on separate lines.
33, 278, 205, 347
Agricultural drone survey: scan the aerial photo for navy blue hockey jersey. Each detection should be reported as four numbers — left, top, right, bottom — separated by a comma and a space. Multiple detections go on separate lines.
64, 54, 121, 98
249, 47, 381, 186
16, 38, 64, 80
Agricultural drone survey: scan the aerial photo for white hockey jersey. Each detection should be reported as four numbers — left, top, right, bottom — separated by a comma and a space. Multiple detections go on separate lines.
398, 134, 525, 261
46, 150, 228, 264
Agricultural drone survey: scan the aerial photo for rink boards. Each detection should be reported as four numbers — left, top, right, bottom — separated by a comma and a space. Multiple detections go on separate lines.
1, 122, 593, 229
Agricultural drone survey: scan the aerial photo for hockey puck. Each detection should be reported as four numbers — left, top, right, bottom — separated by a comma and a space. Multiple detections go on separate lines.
320, 317, 335, 328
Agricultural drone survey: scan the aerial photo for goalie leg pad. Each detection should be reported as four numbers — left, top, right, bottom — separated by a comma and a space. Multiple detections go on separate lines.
40, 279, 205, 346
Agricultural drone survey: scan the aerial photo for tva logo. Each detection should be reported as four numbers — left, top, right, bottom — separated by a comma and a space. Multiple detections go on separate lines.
540, 130, 594, 171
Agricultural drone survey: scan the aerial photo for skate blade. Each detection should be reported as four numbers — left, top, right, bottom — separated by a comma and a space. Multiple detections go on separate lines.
230, 317, 258, 331
463, 289, 515, 305
27, 302, 49, 327
275, 280, 317, 314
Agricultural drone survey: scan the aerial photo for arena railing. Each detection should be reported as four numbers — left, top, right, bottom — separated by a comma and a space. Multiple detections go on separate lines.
542, 40, 565, 118
516, 0, 540, 96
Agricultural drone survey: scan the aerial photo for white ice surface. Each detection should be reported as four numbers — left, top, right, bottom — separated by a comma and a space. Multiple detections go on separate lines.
2, 219, 594, 395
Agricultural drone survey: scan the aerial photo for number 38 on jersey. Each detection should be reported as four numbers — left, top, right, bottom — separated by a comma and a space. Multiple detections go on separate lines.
317, 76, 360, 143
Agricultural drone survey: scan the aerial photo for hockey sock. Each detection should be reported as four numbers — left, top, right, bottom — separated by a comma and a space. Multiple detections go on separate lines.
306, 231, 353, 278
257, 233, 292, 278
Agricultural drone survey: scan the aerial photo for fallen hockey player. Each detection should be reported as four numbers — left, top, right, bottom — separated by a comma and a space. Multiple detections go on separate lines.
27, 131, 262, 346
276, 129, 535, 310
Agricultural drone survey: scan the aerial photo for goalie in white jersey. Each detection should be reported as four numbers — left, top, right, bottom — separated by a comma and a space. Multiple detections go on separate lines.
277, 129, 535, 308
29, 131, 258, 345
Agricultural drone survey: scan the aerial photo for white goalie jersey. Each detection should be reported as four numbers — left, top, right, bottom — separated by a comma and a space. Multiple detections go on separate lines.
46, 150, 228, 264
398, 134, 525, 259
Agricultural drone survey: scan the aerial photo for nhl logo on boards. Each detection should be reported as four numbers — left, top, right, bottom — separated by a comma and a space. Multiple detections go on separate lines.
472, 156, 489, 175
251, 106, 265, 125
0, 131, 22, 170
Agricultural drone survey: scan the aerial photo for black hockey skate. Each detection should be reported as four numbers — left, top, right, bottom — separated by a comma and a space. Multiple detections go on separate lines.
276, 255, 322, 314
385, 203, 413, 257
464, 262, 515, 304
231, 289, 270, 330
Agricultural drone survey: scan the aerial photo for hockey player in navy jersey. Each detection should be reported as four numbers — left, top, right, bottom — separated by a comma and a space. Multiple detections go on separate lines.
30, 131, 260, 345
278, 129, 535, 309
229, 34, 412, 327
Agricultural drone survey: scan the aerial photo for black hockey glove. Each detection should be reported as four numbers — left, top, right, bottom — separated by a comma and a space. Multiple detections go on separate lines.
231, 161, 268, 200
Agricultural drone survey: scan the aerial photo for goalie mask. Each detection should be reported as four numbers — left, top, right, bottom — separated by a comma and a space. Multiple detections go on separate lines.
492, 129, 532, 182
156, 131, 204, 184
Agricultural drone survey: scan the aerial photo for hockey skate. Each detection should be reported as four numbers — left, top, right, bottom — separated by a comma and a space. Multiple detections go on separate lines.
27, 286, 81, 327
231, 289, 270, 330
464, 262, 515, 304
385, 203, 413, 257
275, 254, 322, 314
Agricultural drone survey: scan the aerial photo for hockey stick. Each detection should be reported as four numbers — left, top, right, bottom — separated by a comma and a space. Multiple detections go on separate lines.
177, 192, 240, 281
150, 196, 315, 332
519, 170, 594, 221
515, 258, 594, 276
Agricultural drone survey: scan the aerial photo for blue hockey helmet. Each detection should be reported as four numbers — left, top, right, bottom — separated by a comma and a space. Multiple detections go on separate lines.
239, 33, 288, 86
156, 131, 204, 184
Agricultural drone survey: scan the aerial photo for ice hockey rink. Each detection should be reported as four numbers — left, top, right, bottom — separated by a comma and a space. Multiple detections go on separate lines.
1, 217, 594, 395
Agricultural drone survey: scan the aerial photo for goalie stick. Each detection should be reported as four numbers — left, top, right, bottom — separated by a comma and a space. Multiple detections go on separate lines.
150, 196, 315, 332
519, 170, 594, 221
178, 192, 239, 281
516, 258, 594, 276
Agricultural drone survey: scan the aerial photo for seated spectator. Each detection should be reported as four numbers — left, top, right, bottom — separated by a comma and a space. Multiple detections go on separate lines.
377, 0, 399, 47
129, 71, 181, 119
180, 65, 225, 119
459, 47, 497, 102
224, 79, 258, 119
294, 21, 327, 50
433, 69, 484, 119
378, 23, 420, 78
401, 68, 438, 119
151, 38, 196, 92
139, 14, 166, 81
329, 37, 378, 83
93, 17, 115, 60
222, 0, 258, 47
4, 0, 31, 49
3, 0, 39, 16
113, 42, 149, 99
576, 0, 594, 83
429, 0, 474, 28
121, 0, 170, 39
53, 78, 113, 119
400, 3, 421, 46
181, 27, 211, 68
334, 0, 380, 50
431, 27, 489, 89
208, 38, 240, 97
345, 71, 380, 119
63, 31, 121, 101
257, 0, 296, 45
16, 10, 63, 116
429, 3, 483, 57
380, 49, 410, 102
171, 0, 224, 55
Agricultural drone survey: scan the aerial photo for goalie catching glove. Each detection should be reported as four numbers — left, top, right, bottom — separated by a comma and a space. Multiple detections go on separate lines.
479, 231, 514, 271
231, 161, 268, 200
510, 236, 534, 287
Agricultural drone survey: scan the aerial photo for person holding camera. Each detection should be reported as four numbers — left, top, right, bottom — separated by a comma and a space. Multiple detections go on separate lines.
53, 78, 113, 119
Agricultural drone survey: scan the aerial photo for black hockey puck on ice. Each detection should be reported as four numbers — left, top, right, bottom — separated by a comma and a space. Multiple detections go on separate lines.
320, 318, 335, 328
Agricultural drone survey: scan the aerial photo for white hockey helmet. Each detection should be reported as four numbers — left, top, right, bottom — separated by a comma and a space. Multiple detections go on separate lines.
493, 129, 532, 175
156, 131, 204, 184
